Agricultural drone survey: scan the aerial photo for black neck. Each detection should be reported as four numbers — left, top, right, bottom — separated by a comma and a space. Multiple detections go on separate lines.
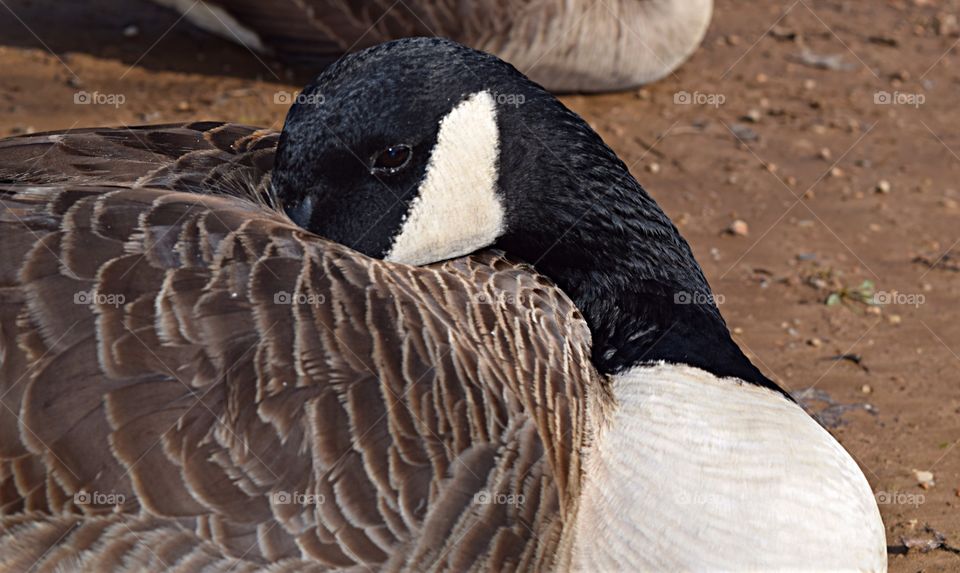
495, 102, 781, 393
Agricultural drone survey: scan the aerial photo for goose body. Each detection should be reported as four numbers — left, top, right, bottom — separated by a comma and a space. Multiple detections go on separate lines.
150, 0, 713, 92
0, 39, 885, 571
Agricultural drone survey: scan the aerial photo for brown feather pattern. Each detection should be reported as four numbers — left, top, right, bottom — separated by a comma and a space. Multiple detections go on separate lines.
0, 124, 605, 571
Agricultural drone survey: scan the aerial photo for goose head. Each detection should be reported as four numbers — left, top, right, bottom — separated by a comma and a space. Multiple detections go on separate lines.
273, 38, 887, 571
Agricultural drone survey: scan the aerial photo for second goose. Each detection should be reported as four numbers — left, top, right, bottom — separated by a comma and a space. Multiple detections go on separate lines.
150, 0, 713, 92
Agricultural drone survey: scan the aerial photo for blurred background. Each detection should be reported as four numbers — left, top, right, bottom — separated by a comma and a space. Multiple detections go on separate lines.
2, 0, 959, 569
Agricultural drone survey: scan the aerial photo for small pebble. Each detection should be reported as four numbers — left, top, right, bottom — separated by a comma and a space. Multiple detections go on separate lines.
123, 24, 140, 38
888, 314, 902, 325
876, 180, 892, 194
807, 337, 823, 348
935, 13, 959, 36
914, 470, 935, 489
727, 219, 749, 236
830, 167, 845, 178
646, 162, 661, 174
861, 384, 872, 394
743, 109, 763, 123
818, 147, 833, 160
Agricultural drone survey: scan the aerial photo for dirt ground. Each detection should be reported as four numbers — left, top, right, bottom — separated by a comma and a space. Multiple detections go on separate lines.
2, 0, 959, 570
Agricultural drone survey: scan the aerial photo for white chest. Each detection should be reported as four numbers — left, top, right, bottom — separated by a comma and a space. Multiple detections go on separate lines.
569, 364, 887, 572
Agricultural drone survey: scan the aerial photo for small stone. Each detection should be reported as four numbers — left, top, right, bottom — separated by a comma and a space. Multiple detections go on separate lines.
941, 198, 958, 209
861, 384, 872, 394
888, 314, 902, 325
732, 326, 744, 335
936, 13, 959, 36
818, 147, 833, 160
743, 109, 763, 123
876, 180, 892, 194
123, 24, 140, 38
803, 79, 817, 90
914, 470, 935, 489
866, 306, 882, 316
727, 219, 749, 236
807, 337, 823, 348
646, 162, 661, 174
830, 167, 845, 178
726, 34, 742, 46
756, 73, 769, 83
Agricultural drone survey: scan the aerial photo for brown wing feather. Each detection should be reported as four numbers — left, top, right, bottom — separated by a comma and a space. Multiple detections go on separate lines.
0, 126, 601, 571
0, 122, 277, 205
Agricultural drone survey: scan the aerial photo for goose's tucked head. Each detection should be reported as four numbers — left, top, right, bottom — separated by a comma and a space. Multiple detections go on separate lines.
273, 38, 511, 266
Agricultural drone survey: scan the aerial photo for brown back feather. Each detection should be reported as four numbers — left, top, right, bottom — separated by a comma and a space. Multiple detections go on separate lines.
0, 125, 602, 572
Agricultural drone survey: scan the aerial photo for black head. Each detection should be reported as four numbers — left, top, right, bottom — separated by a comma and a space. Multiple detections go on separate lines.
272, 37, 604, 266
272, 38, 779, 393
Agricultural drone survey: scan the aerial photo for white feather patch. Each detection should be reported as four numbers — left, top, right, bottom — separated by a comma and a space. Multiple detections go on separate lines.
385, 91, 503, 266
568, 363, 887, 571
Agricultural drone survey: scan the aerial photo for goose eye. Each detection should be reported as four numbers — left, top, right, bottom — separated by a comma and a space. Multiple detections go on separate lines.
371, 145, 412, 174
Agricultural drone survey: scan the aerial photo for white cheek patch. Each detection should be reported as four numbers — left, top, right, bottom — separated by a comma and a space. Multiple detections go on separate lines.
385, 91, 504, 266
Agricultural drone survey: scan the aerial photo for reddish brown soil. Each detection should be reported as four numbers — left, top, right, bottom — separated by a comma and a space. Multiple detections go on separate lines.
2, 0, 959, 569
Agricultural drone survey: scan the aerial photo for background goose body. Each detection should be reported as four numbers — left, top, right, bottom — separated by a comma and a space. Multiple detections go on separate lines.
0, 38, 886, 571
150, 0, 713, 91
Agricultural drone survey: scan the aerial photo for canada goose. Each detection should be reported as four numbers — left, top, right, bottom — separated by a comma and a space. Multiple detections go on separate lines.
0, 39, 886, 571
149, 0, 713, 92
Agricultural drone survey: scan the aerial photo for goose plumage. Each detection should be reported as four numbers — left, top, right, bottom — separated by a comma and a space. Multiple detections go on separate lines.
149, 0, 713, 92
0, 39, 886, 571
